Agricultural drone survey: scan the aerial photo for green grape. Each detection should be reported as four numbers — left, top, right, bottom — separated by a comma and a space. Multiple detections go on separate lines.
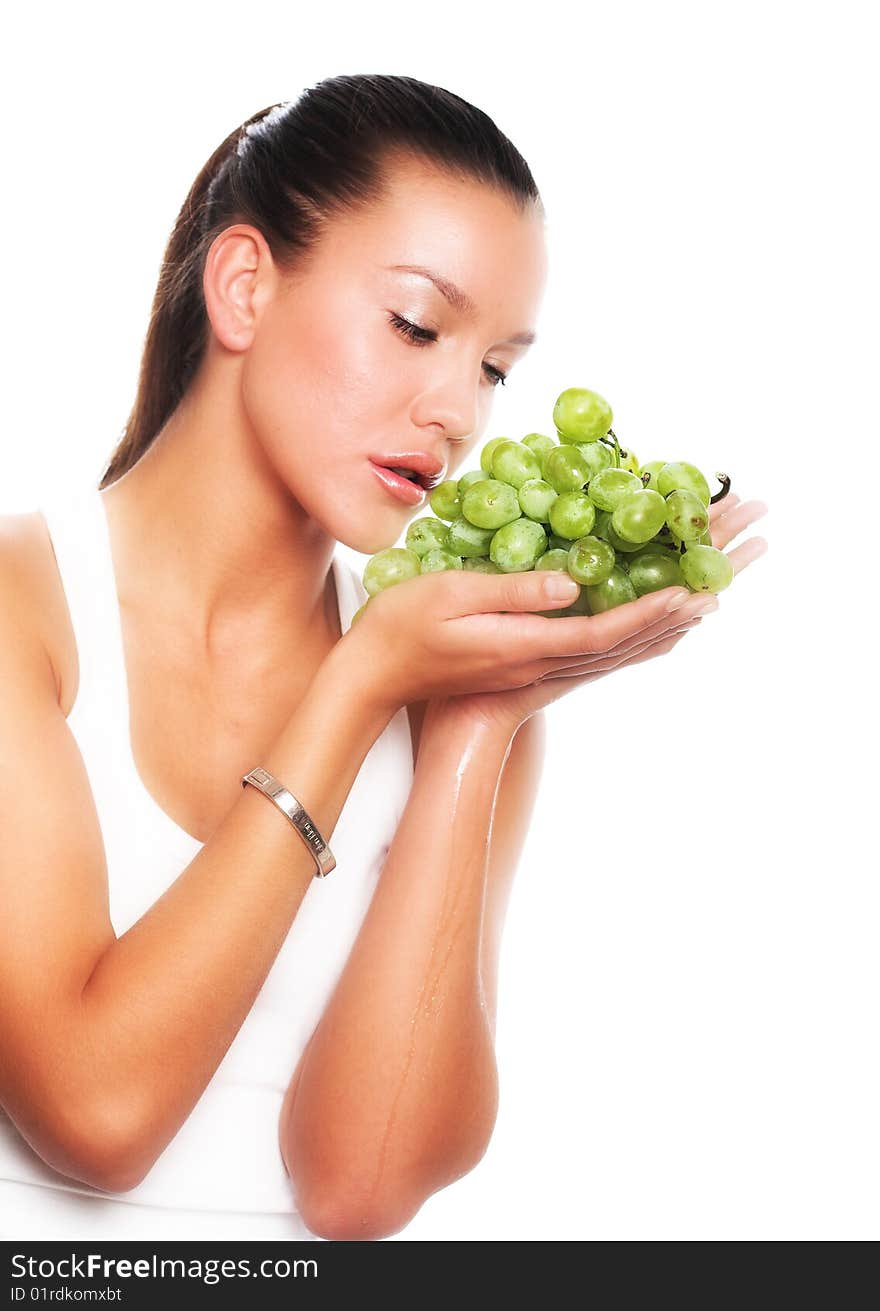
657, 461, 711, 503
567, 535, 616, 585
461, 478, 521, 530
363, 385, 737, 606
457, 469, 488, 494
585, 565, 637, 612
665, 489, 709, 542
542, 445, 592, 493
480, 437, 510, 474
640, 460, 666, 491
522, 432, 557, 462
351, 601, 369, 624
518, 478, 558, 522
363, 547, 422, 596
420, 548, 463, 573
549, 490, 596, 540
587, 467, 643, 511
679, 544, 734, 593
627, 550, 685, 597
447, 516, 496, 558
491, 440, 543, 488
405, 517, 450, 558
611, 488, 667, 543
490, 519, 548, 572
574, 441, 613, 479
429, 479, 461, 521
462, 556, 502, 573
535, 548, 571, 571
592, 509, 612, 540
630, 536, 678, 556
553, 387, 613, 443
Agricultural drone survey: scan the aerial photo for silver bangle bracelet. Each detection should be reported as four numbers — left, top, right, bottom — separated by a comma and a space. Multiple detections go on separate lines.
240, 767, 336, 878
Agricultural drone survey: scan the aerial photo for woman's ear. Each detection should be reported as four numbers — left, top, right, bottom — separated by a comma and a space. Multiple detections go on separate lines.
202, 223, 278, 353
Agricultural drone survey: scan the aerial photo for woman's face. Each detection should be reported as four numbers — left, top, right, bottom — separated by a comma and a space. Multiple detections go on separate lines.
240, 156, 548, 555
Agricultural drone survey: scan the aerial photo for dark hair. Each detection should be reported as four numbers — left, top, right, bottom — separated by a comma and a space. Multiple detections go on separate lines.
98, 74, 544, 489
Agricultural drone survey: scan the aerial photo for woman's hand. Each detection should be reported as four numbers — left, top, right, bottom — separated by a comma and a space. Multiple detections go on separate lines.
419, 491, 769, 735
351, 559, 691, 720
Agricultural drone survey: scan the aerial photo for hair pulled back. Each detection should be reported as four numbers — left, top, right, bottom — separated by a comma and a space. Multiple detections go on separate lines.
99, 74, 543, 489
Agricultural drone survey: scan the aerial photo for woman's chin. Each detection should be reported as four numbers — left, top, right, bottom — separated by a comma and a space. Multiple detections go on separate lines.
333, 513, 421, 559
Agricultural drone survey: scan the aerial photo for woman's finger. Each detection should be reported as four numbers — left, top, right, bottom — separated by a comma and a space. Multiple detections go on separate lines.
542, 534, 766, 676
539, 617, 699, 678
726, 536, 768, 574
598, 592, 715, 652
536, 607, 706, 674
602, 628, 689, 674
542, 616, 702, 671
538, 628, 689, 689
512, 583, 692, 660
710, 499, 769, 550
709, 491, 741, 524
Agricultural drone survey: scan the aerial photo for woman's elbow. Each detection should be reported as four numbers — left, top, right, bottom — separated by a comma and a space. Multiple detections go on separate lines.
299, 1140, 493, 1241
299, 1182, 426, 1241
47, 1093, 152, 1195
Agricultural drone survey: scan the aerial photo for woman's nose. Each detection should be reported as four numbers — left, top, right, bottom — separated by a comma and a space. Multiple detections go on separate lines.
413, 381, 478, 445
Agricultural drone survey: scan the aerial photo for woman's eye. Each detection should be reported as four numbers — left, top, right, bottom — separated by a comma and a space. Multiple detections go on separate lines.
483, 364, 508, 388
388, 311, 436, 345
388, 313, 508, 388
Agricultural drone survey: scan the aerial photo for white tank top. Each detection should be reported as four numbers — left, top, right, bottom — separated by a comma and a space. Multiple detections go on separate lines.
0, 483, 414, 1217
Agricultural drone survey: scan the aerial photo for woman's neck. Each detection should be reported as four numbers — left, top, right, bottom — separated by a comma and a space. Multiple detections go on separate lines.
100, 373, 340, 664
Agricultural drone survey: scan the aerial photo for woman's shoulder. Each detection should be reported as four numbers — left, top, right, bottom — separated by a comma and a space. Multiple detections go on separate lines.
0, 510, 75, 711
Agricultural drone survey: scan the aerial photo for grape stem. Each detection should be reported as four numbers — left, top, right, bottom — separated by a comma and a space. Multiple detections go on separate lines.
710, 473, 731, 505
607, 427, 621, 469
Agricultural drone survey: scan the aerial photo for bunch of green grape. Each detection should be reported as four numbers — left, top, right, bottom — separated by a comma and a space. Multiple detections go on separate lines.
358, 386, 734, 621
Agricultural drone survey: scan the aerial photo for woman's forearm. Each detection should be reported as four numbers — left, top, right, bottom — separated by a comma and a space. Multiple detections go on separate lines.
66, 638, 390, 1191
280, 709, 517, 1238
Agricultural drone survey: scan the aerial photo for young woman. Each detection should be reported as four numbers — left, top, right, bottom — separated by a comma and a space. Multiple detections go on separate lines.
0, 75, 767, 1241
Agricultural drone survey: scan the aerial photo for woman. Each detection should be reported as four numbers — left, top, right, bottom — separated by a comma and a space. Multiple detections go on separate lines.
0, 74, 767, 1241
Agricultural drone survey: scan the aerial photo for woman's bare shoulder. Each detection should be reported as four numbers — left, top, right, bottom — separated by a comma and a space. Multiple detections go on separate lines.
0, 511, 75, 711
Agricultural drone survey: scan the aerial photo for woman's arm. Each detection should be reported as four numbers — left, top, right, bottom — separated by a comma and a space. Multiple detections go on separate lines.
0, 615, 391, 1195
280, 494, 771, 1239
279, 703, 544, 1241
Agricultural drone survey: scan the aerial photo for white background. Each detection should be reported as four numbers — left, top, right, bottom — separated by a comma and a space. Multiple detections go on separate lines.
2, 1, 876, 1240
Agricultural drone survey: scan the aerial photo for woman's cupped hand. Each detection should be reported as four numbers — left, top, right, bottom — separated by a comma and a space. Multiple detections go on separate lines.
352, 492, 768, 735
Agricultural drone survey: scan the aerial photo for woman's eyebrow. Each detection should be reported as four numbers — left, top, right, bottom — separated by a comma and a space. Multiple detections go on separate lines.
384, 263, 537, 346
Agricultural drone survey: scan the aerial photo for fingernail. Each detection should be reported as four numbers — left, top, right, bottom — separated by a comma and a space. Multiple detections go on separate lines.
691, 596, 720, 615
545, 575, 580, 602
665, 589, 691, 612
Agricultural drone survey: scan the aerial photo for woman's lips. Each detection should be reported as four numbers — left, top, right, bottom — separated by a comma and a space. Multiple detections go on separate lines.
368, 460, 428, 506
